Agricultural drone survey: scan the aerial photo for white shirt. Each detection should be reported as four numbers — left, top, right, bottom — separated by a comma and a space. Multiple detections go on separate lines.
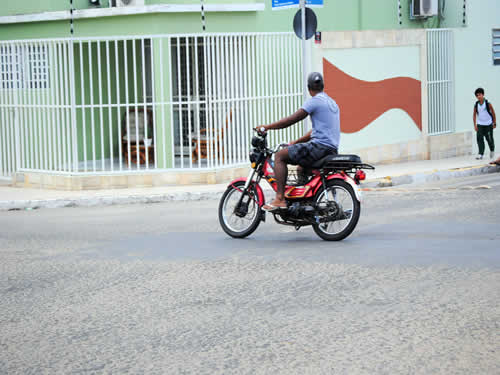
477, 101, 493, 126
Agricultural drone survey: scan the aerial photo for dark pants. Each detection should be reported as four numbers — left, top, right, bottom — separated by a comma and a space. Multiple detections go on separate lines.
477, 125, 495, 155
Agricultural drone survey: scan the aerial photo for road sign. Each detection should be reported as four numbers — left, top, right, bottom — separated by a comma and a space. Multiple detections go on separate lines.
293, 7, 317, 40
272, 0, 323, 10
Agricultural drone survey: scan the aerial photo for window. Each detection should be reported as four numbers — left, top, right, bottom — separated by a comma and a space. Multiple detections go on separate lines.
0, 46, 21, 89
27, 46, 49, 89
0, 45, 49, 89
494, 29, 500, 66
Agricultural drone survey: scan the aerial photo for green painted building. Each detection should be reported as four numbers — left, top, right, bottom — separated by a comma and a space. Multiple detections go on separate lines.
0, 0, 498, 188
1, 0, 446, 40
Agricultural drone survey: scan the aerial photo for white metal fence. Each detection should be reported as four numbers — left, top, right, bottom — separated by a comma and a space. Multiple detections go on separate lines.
0, 32, 303, 178
0, 41, 78, 178
427, 29, 455, 135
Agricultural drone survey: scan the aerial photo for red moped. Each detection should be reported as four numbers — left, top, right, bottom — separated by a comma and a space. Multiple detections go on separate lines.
218, 129, 374, 241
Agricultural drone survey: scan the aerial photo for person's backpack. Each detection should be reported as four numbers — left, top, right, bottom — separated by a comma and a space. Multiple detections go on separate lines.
475, 99, 493, 119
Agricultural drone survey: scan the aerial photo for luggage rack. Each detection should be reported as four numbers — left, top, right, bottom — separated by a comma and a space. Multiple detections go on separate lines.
286, 170, 303, 186
285, 162, 375, 186
322, 161, 376, 172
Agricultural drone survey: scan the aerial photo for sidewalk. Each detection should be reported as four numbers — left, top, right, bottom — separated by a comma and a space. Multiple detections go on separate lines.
1, 155, 499, 211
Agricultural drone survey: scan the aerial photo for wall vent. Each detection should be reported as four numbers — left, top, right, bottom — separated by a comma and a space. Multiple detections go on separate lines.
493, 29, 500, 65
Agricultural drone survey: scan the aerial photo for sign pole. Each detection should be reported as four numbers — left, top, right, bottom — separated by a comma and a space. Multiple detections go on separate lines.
301, 0, 306, 101
300, 0, 308, 131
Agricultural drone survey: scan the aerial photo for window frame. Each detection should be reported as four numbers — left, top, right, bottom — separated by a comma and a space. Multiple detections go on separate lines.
0, 45, 50, 90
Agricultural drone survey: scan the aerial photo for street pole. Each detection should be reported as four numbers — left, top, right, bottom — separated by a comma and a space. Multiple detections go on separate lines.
300, 0, 308, 132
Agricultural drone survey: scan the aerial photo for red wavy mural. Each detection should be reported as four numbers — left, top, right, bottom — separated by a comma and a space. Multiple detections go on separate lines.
323, 58, 422, 133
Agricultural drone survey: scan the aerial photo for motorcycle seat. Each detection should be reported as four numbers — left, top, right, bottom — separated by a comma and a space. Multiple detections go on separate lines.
309, 154, 362, 169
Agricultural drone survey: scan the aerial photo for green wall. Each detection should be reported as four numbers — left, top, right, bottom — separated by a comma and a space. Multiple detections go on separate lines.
440, 0, 468, 29
3, 0, 100, 16
2, 0, 261, 16
1, 0, 440, 42
73, 39, 148, 166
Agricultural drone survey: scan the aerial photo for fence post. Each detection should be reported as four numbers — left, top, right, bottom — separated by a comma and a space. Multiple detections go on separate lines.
68, 40, 79, 172
12, 44, 21, 175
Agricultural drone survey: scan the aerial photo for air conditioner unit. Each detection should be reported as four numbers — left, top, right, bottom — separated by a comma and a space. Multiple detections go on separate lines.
411, 0, 438, 18
114, 0, 145, 7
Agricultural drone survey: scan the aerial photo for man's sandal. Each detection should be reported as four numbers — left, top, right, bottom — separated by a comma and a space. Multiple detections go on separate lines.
262, 204, 286, 212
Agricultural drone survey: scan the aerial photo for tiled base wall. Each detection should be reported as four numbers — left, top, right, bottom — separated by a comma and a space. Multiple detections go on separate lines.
427, 131, 473, 160
14, 166, 250, 191
14, 132, 473, 190
351, 131, 473, 165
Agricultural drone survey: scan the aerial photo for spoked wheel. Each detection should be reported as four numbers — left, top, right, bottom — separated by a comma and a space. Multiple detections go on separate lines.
218, 181, 263, 238
312, 179, 360, 241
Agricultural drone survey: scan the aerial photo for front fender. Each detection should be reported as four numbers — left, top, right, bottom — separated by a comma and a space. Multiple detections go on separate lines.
228, 178, 265, 207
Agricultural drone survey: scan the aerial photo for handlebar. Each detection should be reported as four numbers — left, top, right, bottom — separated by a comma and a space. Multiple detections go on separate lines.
253, 127, 289, 153
273, 143, 290, 153
254, 127, 267, 136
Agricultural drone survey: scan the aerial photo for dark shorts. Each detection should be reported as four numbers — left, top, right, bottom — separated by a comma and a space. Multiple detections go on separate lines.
288, 141, 337, 167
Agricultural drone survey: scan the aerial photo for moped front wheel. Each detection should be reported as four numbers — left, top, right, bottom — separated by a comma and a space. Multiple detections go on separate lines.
218, 181, 262, 238
312, 179, 360, 241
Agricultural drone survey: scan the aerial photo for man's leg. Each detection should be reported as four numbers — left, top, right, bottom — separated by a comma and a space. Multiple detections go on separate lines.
477, 127, 485, 156
485, 125, 495, 152
265, 148, 290, 209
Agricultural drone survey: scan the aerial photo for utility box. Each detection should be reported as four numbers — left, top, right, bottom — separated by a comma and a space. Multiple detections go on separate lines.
113, 0, 145, 7
411, 0, 438, 18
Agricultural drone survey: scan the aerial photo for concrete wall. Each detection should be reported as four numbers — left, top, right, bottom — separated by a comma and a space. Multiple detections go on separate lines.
311, 29, 434, 164
309, 0, 500, 164
447, 0, 500, 157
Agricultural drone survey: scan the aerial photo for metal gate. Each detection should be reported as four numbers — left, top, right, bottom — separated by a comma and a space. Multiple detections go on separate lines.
427, 29, 455, 135
0, 32, 303, 177
0, 44, 20, 179
0, 91, 17, 179
0, 41, 77, 178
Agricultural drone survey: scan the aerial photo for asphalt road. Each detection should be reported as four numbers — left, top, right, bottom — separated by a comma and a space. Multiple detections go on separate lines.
1, 173, 499, 374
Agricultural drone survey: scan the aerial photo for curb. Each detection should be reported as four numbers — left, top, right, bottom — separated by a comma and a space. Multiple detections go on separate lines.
0, 191, 226, 212
1, 164, 498, 211
361, 164, 499, 189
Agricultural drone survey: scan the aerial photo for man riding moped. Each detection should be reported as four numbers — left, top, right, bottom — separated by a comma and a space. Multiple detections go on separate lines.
257, 72, 340, 211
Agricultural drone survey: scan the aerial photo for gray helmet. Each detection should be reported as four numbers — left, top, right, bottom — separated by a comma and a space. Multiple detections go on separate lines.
307, 72, 324, 91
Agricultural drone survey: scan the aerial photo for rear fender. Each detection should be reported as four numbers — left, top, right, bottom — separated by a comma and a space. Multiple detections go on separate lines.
313, 174, 362, 202
228, 178, 265, 207
327, 174, 362, 202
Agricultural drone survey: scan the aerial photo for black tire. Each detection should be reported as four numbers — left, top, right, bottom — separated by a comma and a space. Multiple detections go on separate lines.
312, 179, 361, 241
218, 181, 262, 238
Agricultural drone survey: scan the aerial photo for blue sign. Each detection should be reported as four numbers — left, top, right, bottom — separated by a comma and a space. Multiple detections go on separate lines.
305, 0, 323, 6
272, 0, 323, 10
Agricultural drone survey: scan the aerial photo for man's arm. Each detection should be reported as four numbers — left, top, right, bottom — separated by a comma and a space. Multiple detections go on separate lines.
473, 108, 477, 132
261, 109, 308, 131
489, 103, 496, 128
290, 130, 312, 145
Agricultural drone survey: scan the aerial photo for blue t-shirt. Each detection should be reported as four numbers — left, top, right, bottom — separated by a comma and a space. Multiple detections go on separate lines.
301, 92, 340, 150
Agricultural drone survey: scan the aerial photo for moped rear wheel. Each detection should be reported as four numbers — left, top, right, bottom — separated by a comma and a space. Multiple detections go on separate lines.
312, 179, 360, 241
218, 181, 262, 238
